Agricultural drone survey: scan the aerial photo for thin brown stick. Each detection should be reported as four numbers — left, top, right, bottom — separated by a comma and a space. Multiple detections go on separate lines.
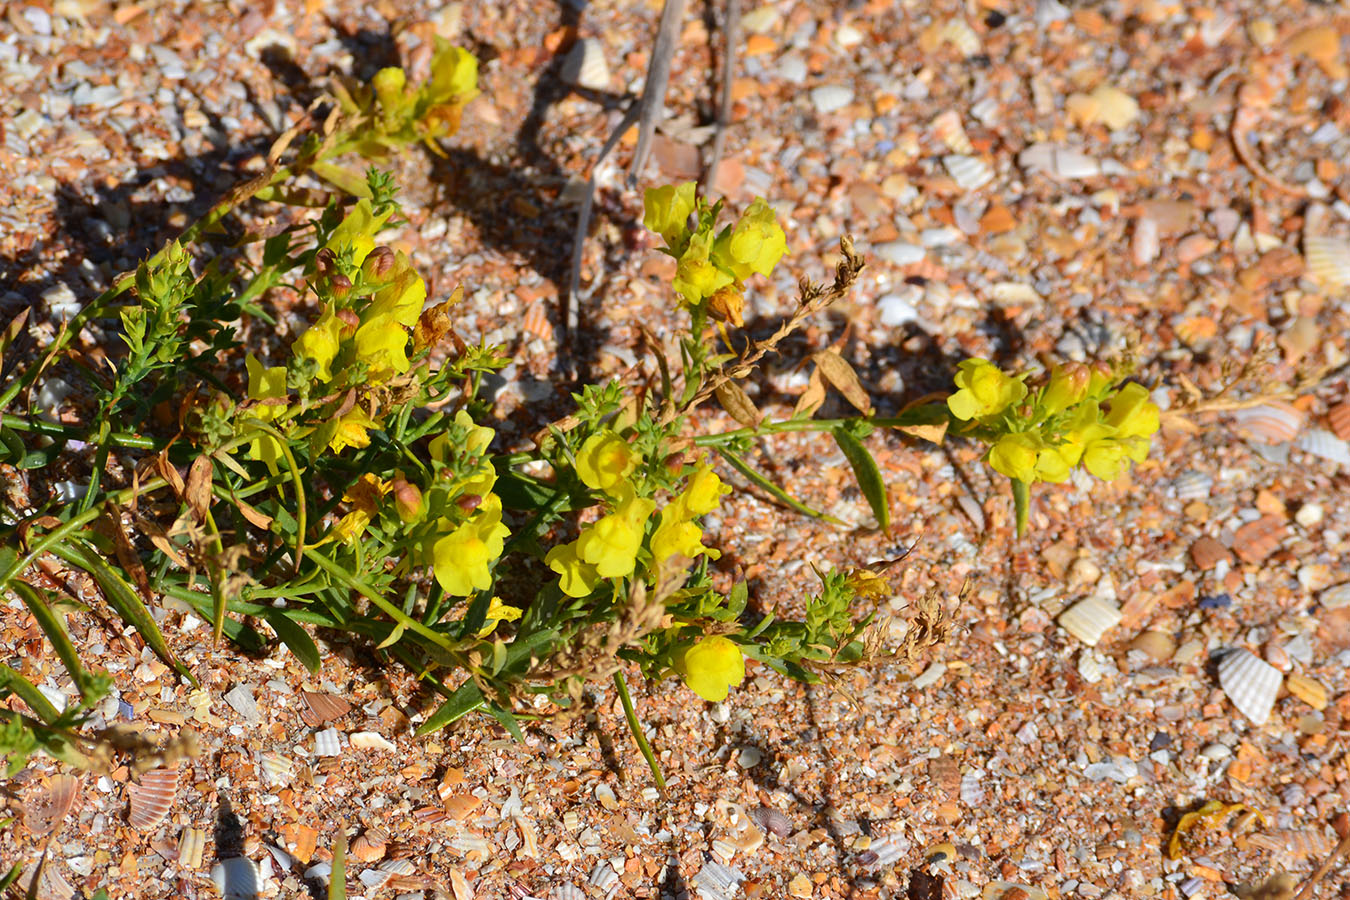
1293, 826, 1350, 900
627, 0, 688, 188
703, 0, 741, 194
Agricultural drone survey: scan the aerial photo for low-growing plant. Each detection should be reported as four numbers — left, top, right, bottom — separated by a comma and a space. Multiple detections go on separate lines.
0, 42, 1160, 784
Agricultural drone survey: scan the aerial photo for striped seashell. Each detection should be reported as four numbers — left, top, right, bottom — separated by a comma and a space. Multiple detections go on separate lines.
358, 858, 415, 891
857, 834, 905, 868
1171, 470, 1213, 500
179, 827, 206, 869
128, 766, 179, 830
1058, 596, 1122, 646
313, 727, 342, 757
1233, 514, 1285, 564
1218, 648, 1281, 725
1247, 827, 1335, 862
560, 37, 610, 91
1328, 402, 1350, 441
24, 774, 79, 838
588, 862, 620, 891
210, 857, 260, 900
258, 752, 294, 787
937, 20, 980, 56
943, 154, 993, 191
1077, 650, 1104, 684
521, 302, 554, 342
751, 806, 791, 837
711, 838, 738, 863
1296, 429, 1350, 467
1017, 143, 1101, 180
19, 862, 75, 900
1228, 401, 1304, 444
931, 110, 973, 154
1304, 235, 1350, 289
300, 690, 351, 727
549, 884, 585, 900
984, 884, 1048, 900
350, 828, 388, 863
690, 860, 744, 899
1321, 583, 1350, 609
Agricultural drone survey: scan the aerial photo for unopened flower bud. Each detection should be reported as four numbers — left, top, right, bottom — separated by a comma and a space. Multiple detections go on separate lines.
1087, 361, 1115, 397
456, 494, 482, 514
663, 451, 688, 474
363, 246, 396, 281
314, 248, 336, 277
1041, 362, 1090, 415
336, 308, 360, 337
391, 478, 423, 522
328, 273, 352, 299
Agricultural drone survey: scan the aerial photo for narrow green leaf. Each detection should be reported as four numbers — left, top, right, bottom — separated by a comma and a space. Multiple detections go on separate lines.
714, 448, 844, 526
262, 610, 322, 673
0, 861, 21, 894
12, 582, 96, 702
831, 426, 890, 529
486, 702, 525, 742
51, 541, 198, 687
0, 663, 62, 724
311, 162, 374, 199
329, 829, 347, 900
414, 679, 486, 736
457, 590, 492, 640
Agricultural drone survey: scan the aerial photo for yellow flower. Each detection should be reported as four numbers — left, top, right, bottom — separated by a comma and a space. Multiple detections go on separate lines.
432, 496, 510, 596
328, 474, 389, 543
679, 463, 730, 517
1034, 445, 1072, 483
292, 308, 343, 383
650, 507, 705, 562
718, 197, 788, 280
643, 182, 697, 246
475, 596, 523, 637
427, 40, 480, 104
1103, 383, 1160, 439
246, 354, 287, 415
673, 230, 734, 306
325, 405, 380, 455
576, 494, 655, 578
575, 431, 640, 495
372, 66, 408, 116
1055, 402, 1112, 467
325, 199, 391, 269
845, 569, 891, 602
676, 636, 745, 702
364, 252, 426, 328
354, 313, 410, 379
545, 541, 602, 598
1081, 439, 1130, 481
987, 432, 1040, 483
947, 359, 1026, 420
1039, 362, 1090, 416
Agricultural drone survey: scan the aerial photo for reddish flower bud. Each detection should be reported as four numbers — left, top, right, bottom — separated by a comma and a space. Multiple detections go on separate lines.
455, 494, 482, 514
328, 273, 352, 299
391, 478, 423, 522
363, 246, 396, 281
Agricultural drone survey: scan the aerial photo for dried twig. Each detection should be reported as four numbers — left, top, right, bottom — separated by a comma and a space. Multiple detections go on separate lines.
703, 0, 741, 193
627, 0, 688, 188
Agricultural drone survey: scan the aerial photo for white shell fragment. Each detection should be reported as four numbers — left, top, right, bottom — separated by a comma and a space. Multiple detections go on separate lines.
349, 731, 397, 752
210, 857, 260, 900
588, 862, 619, 892
1058, 596, 1122, 646
690, 860, 745, 900
810, 84, 854, 114
931, 110, 973, 154
559, 38, 609, 91
127, 767, 179, 830
258, 752, 294, 787
944, 154, 993, 191
223, 684, 261, 725
1304, 234, 1350, 289
179, 827, 206, 869
1296, 429, 1350, 467
1018, 143, 1101, 180
1171, 470, 1213, 500
1218, 648, 1282, 725
1321, 583, 1350, 610
313, 728, 341, 757
1229, 402, 1305, 444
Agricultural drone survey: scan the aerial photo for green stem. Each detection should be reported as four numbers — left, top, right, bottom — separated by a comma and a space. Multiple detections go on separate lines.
694, 413, 936, 447
1011, 478, 1031, 538
613, 669, 667, 795
0, 414, 155, 450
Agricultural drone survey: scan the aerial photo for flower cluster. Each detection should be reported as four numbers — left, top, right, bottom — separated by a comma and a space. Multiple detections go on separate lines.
643, 183, 788, 325
947, 359, 1161, 486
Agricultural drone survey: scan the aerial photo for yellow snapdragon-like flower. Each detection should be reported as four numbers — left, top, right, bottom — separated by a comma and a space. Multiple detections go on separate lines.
576, 494, 656, 578
947, 358, 1027, 421
354, 313, 410, 379
329, 474, 390, 544
1103, 383, 1160, 439
987, 432, 1040, 483
364, 252, 427, 329
475, 596, 523, 637
673, 230, 734, 306
650, 507, 705, 562
1039, 362, 1090, 416
245, 354, 288, 474
719, 197, 788, 281
545, 541, 602, 598
677, 635, 746, 702
643, 182, 697, 247
432, 495, 510, 596
427, 40, 480, 104
293, 308, 343, 383
575, 431, 640, 495
326, 405, 380, 455
679, 463, 731, 517
325, 199, 391, 269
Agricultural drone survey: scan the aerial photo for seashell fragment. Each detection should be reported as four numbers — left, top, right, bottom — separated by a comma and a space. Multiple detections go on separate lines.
300, 690, 351, 727
1132, 216, 1160, 265
931, 110, 973, 154
1229, 402, 1304, 444
128, 766, 179, 830
349, 731, 396, 752
350, 828, 388, 863
1321, 583, 1350, 610
179, 827, 206, 869
1171, 470, 1212, 500
24, 774, 79, 838
1233, 514, 1286, 564
984, 884, 1048, 900
1303, 235, 1350, 290
313, 728, 341, 757
943, 154, 993, 191
210, 856, 260, 900
1058, 596, 1122, 646
1017, 143, 1101, 180
752, 806, 791, 837
589, 862, 619, 891
1328, 402, 1350, 441
559, 38, 610, 91
550, 885, 585, 900
1286, 674, 1328, 710
1296, 429, 1350, 467
1218, 648, 1281, 725
258, 752, 294, 787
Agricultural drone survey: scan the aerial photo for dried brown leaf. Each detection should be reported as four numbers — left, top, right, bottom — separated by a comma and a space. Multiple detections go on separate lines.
715, 380, 763, 428
793, 368, 828, 419
185, 455, 213, 522
813, 349, 872, 414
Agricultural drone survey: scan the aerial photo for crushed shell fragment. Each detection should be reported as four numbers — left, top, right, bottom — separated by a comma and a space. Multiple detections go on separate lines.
1058, 596, 1122, 646
1218, 649, 1282, 725
24, 774, 79, 838
1285, 674, 1328, 710
210, 857, 260, 900
128, 767, 178, 830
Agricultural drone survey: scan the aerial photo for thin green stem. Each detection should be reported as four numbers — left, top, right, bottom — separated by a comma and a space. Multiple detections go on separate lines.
613, 669, 667, 795
0, 414, 155, 450
693, 414, 931, 447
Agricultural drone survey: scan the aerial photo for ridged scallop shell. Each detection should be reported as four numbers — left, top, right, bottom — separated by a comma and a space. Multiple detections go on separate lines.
1017, 143, 1101, 180
300, 690, 350, 727
258, 752, 294, 787
350, 828, 388, 863
984, 884, 1048, 900
1321, 583, 1350, 609
752, 806, 791, 837
1058, 596, 1122, 646
1218, 649, 1281, 725
358, 858, 415, 891
1328, 402, 1350, 440
210, 857, 259, 900
1171, 470, 1213, 500
589, 862, 620, 891
128, 767, 178, 830
179, 827, 206, 869
1304, 235, 1350, 289
1229, 401, 1304, 444
25, 774, 79, 838
313, 727, 341, 757
550, 885, 585, 900
943, 154, 993, 191
1296, 428, 1350, 467
560, 37, 610, 91
931, 110, 973, 154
